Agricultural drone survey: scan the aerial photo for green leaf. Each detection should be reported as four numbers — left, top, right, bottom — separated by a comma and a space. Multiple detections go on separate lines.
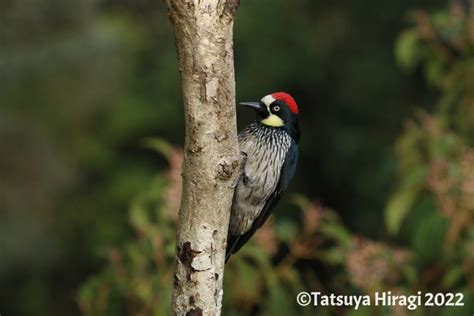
129, 199, 151, 232
424, 58, 445, 87
385, 186, 419, 235
442, 266, 464, 288
289, 193, 311, 211
319, 222, 352, 244
385, 167, 426, 235
319, 246, 346, 265
141, 137, 174, 159
395, 29, 422, 71
412, 210, 447, 261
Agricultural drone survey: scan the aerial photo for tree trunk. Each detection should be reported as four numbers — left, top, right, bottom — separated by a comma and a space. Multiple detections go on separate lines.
164, 0, 240, 315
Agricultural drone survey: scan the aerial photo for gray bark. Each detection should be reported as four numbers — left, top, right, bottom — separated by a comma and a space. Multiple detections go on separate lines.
164, 0, 240, 315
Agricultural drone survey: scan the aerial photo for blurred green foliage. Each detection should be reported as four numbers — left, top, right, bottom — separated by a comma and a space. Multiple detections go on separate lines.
2, 0, 474, 315
78, 141, 356, 315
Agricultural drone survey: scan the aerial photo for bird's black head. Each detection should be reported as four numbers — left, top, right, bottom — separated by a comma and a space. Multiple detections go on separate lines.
240, 92, 300, 143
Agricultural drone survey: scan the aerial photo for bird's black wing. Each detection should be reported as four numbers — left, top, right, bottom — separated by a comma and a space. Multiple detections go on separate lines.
226, 141, 298, 262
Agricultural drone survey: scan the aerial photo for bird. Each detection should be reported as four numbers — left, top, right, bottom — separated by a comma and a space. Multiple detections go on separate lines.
226, 92, 300, 262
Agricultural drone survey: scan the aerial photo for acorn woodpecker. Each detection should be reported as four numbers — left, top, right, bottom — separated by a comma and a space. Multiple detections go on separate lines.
226, 92, 300, 261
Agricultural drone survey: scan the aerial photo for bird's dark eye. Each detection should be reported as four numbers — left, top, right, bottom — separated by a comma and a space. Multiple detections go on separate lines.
273, 105, 280, 112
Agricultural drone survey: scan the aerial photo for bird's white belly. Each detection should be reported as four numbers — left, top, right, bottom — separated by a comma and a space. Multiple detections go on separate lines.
230, 139, 287, 234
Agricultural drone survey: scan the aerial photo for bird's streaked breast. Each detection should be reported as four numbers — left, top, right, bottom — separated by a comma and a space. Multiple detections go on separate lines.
230, 122, 292, 234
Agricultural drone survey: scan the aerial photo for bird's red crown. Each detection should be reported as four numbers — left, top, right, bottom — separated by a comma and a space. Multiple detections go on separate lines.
271, 92, 299, 115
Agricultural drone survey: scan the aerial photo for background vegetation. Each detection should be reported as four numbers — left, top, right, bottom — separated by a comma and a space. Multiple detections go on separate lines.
1, 0, 473, 315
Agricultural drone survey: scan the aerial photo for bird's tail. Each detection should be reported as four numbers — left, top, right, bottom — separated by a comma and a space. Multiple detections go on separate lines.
225, 234, 241, 263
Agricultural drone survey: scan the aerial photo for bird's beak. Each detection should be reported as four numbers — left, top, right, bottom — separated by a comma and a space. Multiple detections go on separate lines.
239, 101, 266, 113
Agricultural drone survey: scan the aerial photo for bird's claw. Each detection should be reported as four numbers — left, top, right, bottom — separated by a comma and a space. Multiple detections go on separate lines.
229, 151, 248, 189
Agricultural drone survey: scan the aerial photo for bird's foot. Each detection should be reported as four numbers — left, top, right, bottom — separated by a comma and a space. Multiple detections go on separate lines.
229, 151, 248, 189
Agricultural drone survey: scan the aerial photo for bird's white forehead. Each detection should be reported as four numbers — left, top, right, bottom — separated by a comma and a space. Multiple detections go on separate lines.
261, 95, 276, 107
